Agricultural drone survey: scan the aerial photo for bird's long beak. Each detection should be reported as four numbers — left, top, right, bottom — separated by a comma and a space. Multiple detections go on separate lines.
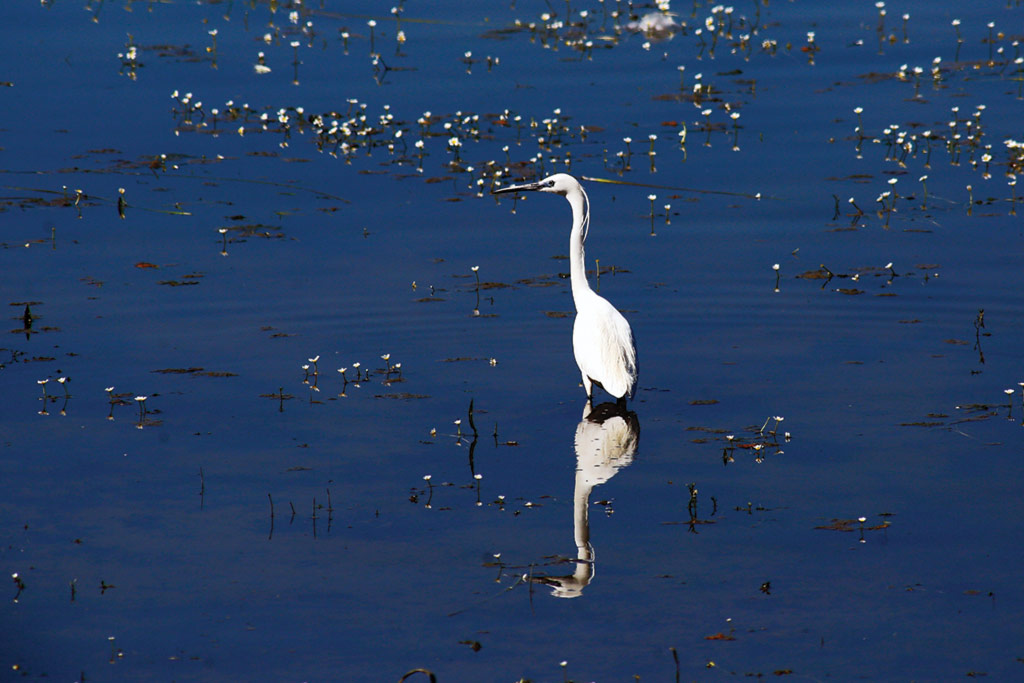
492, 180, 543, 195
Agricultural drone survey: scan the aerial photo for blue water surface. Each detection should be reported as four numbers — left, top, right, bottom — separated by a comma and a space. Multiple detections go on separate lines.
2, 0, 1023, 680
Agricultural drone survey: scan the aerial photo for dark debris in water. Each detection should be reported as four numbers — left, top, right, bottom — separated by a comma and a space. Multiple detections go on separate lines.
158, 272, 204, 286
704, 632, 736, 641
901, 402, 1002, 428
223, 223, 288, 239
796, 269, 831, 280
260, 391, 295, 401
682, 416, 789, 465
516, 276, 561, 287
259, 326, 295, 338
663, 518, 716, 527
9, 302, 58, 339
152, 367, 238, 378
815, 518, 891, 533
458, 640, 482, 653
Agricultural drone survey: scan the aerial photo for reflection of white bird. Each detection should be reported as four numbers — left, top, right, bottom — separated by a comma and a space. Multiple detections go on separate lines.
493, 174, 638, 402
574, 401, 639, 481
541, 401, 640, 599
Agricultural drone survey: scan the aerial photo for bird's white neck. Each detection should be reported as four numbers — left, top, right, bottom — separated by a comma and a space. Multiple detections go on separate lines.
567, 185, 591, 305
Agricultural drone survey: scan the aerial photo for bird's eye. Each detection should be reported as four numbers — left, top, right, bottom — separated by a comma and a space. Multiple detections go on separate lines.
544, 180, 555, 187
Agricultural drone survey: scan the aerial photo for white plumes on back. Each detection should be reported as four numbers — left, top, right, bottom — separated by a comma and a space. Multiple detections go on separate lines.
577, 181, 590, 243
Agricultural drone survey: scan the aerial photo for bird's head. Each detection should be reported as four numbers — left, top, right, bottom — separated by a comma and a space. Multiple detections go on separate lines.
492, 173, 581, 197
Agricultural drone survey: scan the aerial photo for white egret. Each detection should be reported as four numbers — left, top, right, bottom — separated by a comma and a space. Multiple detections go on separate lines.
494, 174, 638, 402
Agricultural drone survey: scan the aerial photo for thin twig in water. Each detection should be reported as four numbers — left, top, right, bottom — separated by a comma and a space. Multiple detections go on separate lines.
445, 574, 526, 617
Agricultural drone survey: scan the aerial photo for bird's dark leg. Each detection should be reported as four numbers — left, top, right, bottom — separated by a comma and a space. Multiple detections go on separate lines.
582, 398, 593, 420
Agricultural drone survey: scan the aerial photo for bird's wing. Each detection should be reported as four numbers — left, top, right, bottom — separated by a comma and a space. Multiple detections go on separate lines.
575, 294, 638, 398
609, 306, 638, 396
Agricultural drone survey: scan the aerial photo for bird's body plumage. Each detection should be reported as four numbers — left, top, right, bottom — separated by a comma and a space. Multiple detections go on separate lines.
494, 173, 638, 401
572, 289, 637, 400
